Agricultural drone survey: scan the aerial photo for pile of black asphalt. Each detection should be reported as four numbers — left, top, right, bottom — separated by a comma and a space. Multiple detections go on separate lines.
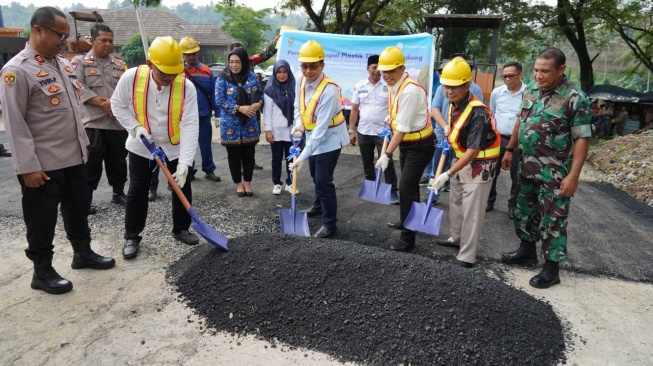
168, 233, 565, 366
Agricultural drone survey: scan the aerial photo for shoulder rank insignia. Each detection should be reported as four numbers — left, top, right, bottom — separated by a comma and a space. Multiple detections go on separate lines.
34, 55, 46, 64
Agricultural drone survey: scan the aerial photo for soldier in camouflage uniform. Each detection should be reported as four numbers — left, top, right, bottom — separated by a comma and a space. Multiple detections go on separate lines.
501, 47, 592, 289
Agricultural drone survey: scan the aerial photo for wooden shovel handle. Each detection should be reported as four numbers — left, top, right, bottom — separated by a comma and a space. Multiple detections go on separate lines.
154, 157, 191, 212
291, 156, 299, 195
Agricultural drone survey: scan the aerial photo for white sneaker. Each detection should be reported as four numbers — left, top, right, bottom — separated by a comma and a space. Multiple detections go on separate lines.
272, 184, 282, 195
285, 185, 298, 194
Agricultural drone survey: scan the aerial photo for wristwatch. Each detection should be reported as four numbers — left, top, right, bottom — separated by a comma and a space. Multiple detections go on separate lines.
348, 129, 356, 134
505, 147, 515, 153
384, 151, 393, 159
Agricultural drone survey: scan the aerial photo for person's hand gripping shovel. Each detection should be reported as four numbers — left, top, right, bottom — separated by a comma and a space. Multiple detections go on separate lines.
279, 132, 310, 236
140, 136, 229, 250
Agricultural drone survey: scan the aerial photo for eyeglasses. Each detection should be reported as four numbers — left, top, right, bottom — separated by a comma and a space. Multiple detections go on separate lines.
501, 73, 520, 80
38, 24, 69, 42
300, 63, 322, 70
442, 83, 469, 91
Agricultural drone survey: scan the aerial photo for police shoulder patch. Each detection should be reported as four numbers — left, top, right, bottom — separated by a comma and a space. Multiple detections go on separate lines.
3, 71, 17, 87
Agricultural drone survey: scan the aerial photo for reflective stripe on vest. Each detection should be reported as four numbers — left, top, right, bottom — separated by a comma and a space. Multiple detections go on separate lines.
299, 75, 345, 131
132, 65, 185, 145
447, 94, 501, 160
388, 77, 433, 142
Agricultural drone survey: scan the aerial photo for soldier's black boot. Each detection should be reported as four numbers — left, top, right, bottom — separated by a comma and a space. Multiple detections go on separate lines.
31, 259, 73, 294
502, 241, 538, 265
529, 260, 561, 289
71, 239, 116, 270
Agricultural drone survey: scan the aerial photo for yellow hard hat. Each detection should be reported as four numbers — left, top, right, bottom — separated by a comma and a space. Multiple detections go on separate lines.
179, 36, 200, 54
148, 37, 184, 74
439, 57, 472, 86
377, 46, 405, 71
298, 40, 324, 63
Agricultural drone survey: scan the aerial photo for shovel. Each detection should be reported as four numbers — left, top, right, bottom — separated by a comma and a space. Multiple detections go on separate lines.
403, 141, 449, 236
279, 135, 310, 237
358, 136, 392, 205
140, 136, 229, 251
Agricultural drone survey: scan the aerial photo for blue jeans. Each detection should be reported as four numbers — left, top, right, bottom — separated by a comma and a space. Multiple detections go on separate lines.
191, 115, 216, 175
308, 149, 341, 228
270, 141, 293, 186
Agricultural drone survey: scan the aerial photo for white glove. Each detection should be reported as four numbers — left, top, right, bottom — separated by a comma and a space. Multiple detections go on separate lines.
288, 157, 304, 172
432, 171, 450, 190
375, 154, 389, 171
172, 163, 189, 188
444, 126, 450, 137
291, 125, 304, 139
133, 126, 152, 144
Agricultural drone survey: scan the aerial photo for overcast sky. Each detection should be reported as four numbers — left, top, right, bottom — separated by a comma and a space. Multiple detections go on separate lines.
0, 0, 279, 11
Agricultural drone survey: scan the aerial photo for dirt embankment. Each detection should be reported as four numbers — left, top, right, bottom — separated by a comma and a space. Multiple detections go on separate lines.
586, 133, 653, 205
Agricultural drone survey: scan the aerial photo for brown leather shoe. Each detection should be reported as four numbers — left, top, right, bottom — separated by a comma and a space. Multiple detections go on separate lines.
313, 226, 338, 239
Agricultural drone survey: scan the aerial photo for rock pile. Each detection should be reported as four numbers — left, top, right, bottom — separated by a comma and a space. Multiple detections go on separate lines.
168, 233, 565, 365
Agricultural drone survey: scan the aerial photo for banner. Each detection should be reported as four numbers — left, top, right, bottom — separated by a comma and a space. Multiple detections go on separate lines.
277, 30, 435, 109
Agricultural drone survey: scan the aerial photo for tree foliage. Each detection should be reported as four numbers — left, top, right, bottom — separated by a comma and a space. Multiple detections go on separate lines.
121, 33, 149, 66
214, 3, 271, 52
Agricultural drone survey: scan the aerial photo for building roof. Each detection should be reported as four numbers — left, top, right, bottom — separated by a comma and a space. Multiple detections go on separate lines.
65, 8, 238, 47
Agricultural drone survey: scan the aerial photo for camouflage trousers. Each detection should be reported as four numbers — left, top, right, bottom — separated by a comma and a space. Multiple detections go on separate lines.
513, 175, 570, 262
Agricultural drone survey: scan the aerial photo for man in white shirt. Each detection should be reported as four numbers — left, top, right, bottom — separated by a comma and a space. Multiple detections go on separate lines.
348, 54, 399, 204
374, 46, 435, 252
111, 37, 200, 259
486, 62, 527, 217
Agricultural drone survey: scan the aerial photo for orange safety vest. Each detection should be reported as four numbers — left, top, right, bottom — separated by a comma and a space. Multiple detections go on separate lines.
388, 77, 433, 142
299, 75, 345, 131
447, 94, 500, 160
132, 65, 185, 145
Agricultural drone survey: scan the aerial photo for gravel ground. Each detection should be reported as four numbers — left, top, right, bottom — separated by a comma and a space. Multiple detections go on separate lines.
168, 234, 565, 366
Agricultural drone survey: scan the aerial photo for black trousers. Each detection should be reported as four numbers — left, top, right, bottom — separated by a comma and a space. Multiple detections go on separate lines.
124, 152, 192, 240
488, 134, 520, 207
85, 128, 128, 193
20, 164, 91, 262
398, 134, 436, 244
357, 133, 398, 191
225, 145, 256, 183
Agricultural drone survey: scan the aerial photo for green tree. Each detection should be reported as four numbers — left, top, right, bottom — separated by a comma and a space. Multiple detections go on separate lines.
278, 0, 393, 34
214, 3, 271, 51
121, 33, 149, 66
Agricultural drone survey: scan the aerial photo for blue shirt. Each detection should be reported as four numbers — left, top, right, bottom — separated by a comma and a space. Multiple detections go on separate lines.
184, 61, 218, 118
294, 73, 349, 159
490, 82, 527, 136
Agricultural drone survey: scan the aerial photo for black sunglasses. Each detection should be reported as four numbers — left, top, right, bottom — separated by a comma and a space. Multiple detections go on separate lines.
38, 24, 69, 42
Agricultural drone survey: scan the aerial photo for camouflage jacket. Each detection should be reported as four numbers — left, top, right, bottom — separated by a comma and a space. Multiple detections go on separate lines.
518, 78, 591, 181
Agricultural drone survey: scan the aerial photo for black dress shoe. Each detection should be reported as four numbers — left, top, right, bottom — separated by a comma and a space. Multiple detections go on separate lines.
436, 239, 460, 248
89, 206, 97, 215
452, 259, 474, 268
313, 226, 338, 239
31, 265, 73, 294
529, 260, 560, 289
387, 222, 404, 230
253, 163, 263, 170
390, 240, 415, 252
173, 230, 199, 245
112, 192, 127, 205
72, 250, 116, 270
305, 207, 322, 218
485, 204, 494, 212
205, 172, 221, 182
148, 189, 158, 202
123, 239, 140, 259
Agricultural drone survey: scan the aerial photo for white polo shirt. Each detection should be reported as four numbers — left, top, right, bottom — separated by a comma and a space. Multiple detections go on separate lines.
351, 78, 389, 136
